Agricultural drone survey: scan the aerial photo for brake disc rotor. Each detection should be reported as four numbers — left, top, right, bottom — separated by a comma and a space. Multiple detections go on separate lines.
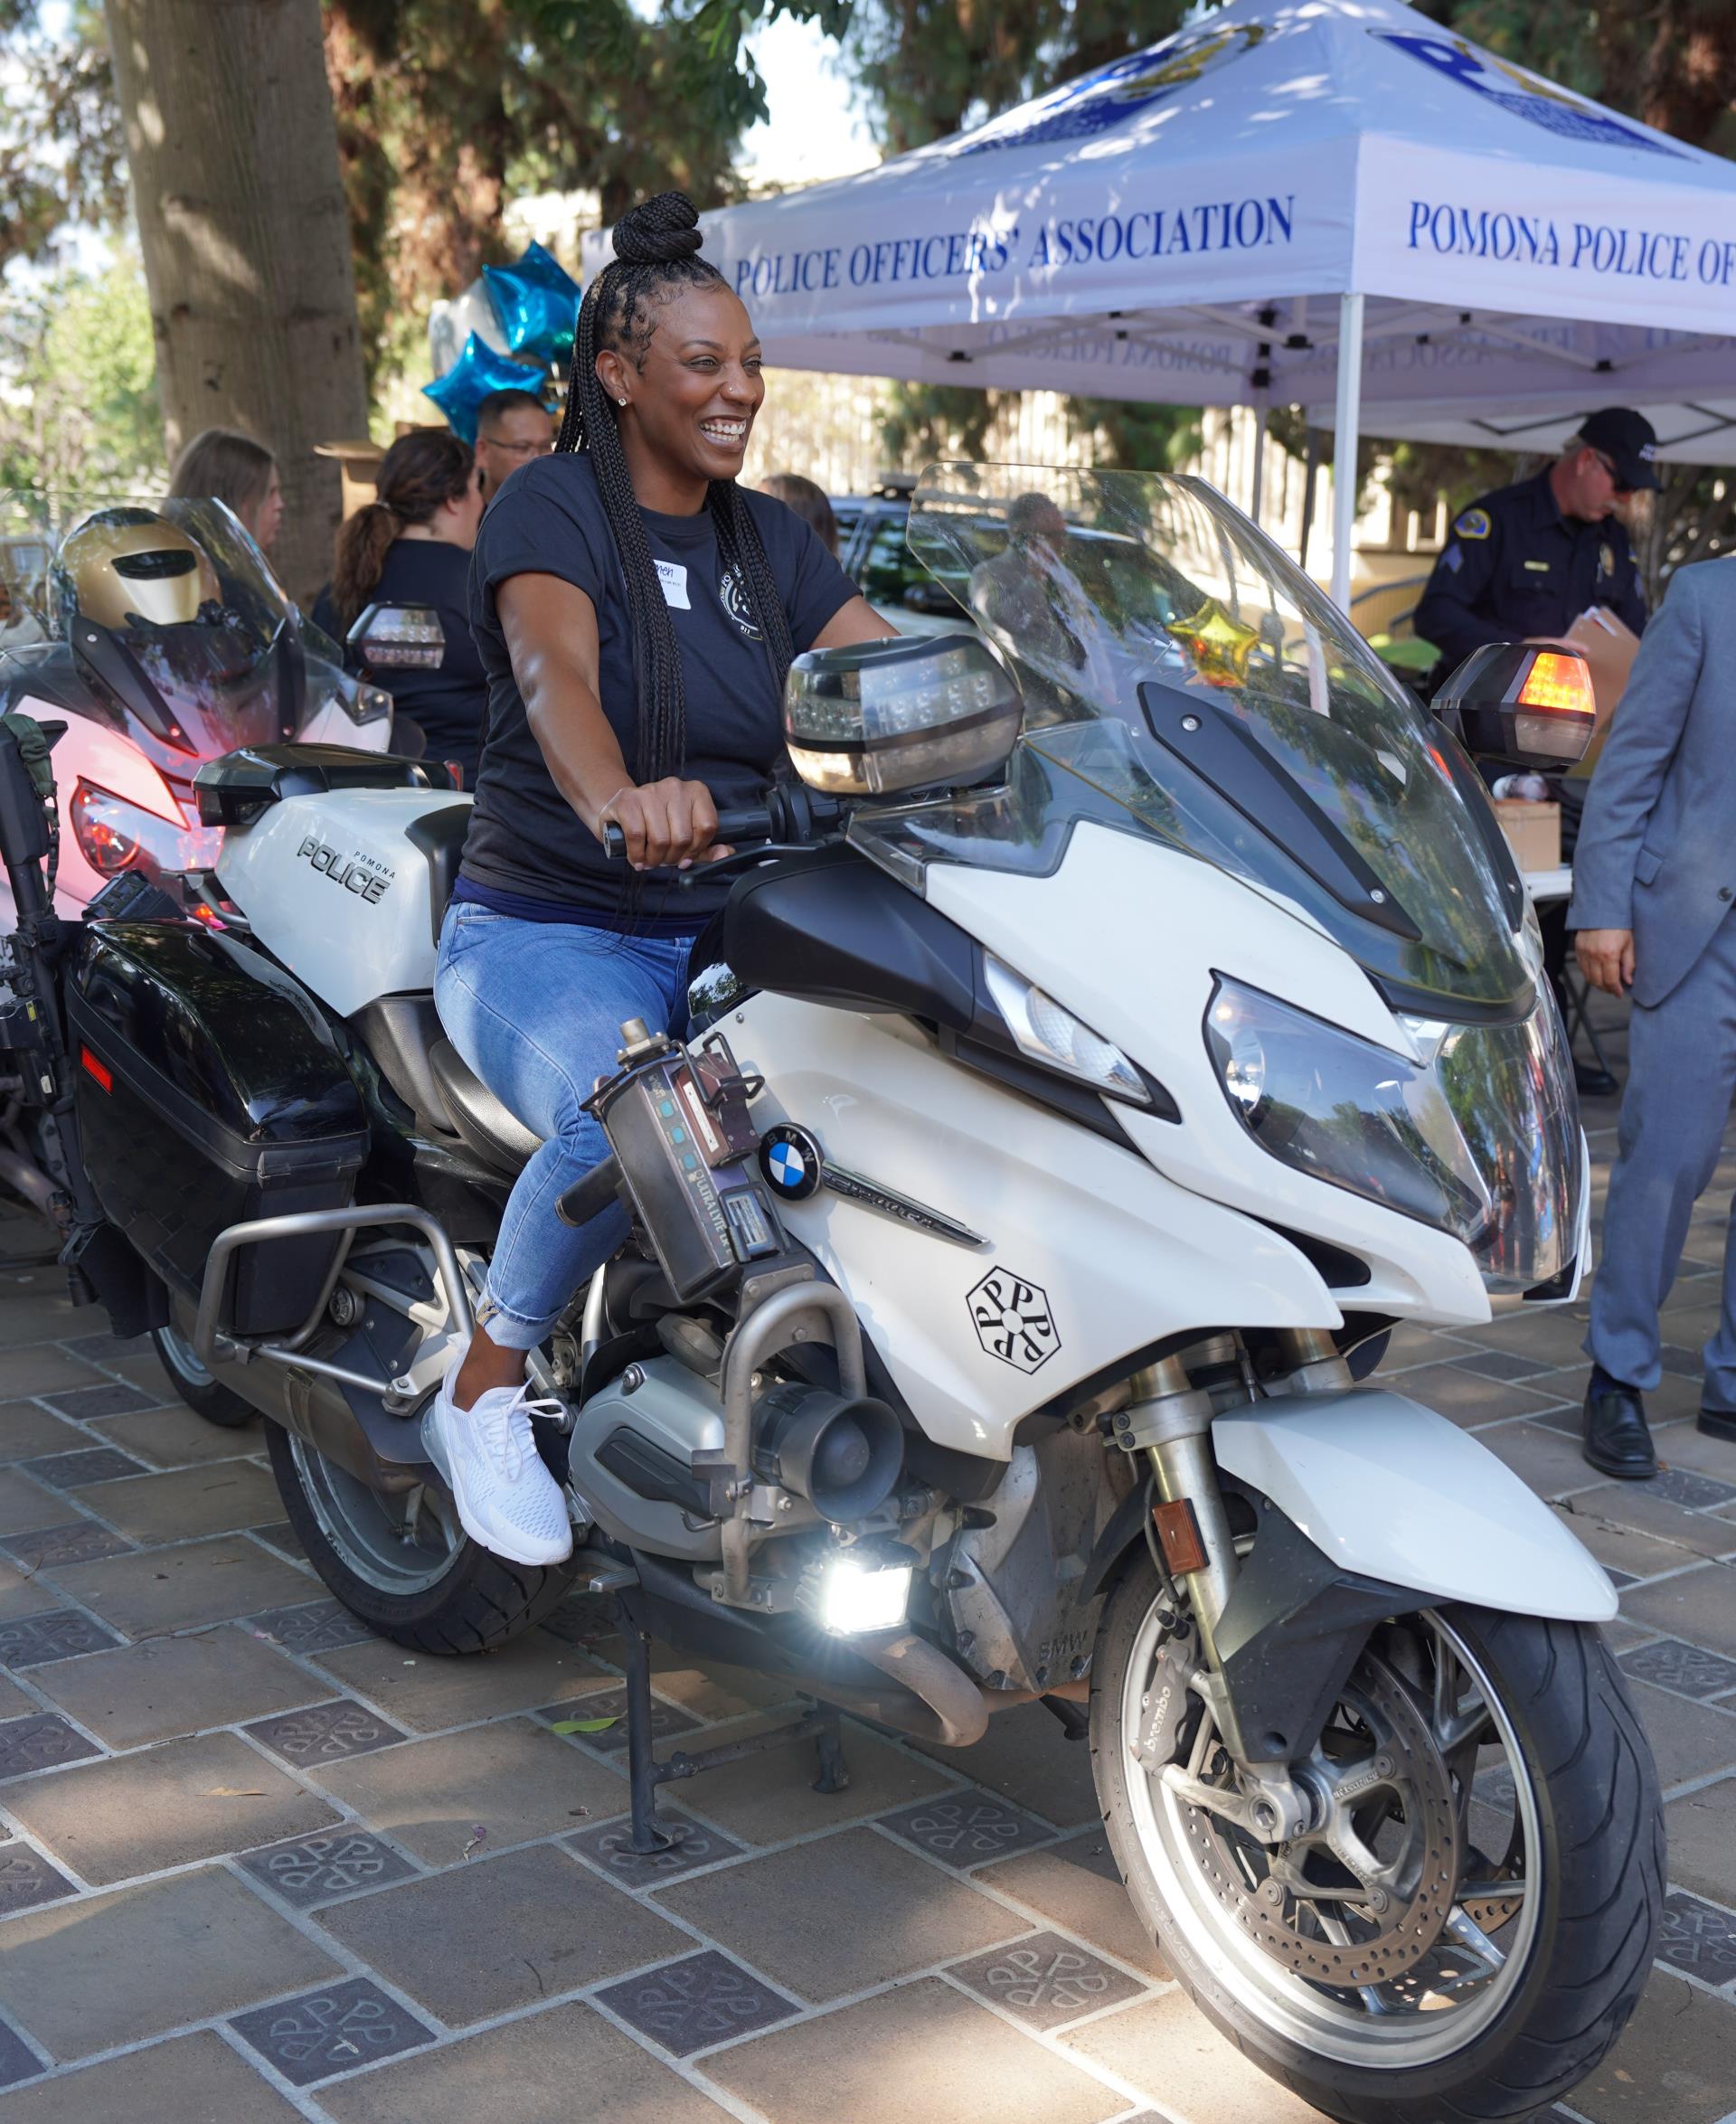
1165, 1651, 1461, 1988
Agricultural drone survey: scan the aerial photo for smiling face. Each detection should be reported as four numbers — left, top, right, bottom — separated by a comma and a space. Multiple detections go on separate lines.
598, 280, 764, 505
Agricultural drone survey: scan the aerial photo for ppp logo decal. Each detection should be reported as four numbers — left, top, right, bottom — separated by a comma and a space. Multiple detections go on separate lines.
968, 1268, 1060, 1374
946, 24, 1264, 158
1372, 33, 1682, 159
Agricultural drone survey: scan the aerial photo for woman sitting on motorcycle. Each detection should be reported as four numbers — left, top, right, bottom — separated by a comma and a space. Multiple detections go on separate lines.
427, 192, 894, 1564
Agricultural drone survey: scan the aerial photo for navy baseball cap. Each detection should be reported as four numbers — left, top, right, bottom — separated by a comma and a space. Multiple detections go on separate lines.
1578, 408, 1659, 491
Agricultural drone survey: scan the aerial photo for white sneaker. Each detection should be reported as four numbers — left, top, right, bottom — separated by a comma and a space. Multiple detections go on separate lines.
422, 1363, 573, 1567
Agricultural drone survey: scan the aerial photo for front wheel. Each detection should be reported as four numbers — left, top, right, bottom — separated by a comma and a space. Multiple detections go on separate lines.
264, 1421, 577, 1654
1090, 1554, 1663, 2124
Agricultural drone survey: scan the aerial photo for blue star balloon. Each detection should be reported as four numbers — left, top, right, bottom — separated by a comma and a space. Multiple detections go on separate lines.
484, 241, 582, 367
421, 334, 546, 444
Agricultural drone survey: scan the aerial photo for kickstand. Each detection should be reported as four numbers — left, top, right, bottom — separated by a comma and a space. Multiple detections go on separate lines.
811, 1704, 850, 1794
616, 1590, 677, 1855
1041, 1693, 1090, 1742
608, 1585, 852, 1849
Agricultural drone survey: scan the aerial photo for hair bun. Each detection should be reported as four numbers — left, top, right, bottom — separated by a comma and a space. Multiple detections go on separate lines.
612, 193, 704, 267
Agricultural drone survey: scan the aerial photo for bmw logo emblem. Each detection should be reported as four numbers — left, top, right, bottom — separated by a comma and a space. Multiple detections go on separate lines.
760, 1123, 823, 1201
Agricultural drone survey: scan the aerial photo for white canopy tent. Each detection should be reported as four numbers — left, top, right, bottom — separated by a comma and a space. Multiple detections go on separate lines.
584, 0, 1736, 606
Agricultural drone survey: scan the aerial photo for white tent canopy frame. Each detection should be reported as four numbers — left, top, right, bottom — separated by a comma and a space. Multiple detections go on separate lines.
585, 0, 1736, 607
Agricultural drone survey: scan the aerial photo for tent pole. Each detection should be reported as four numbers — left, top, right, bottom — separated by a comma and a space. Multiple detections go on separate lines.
1299, 427, 1322, 574
1249, 402, 1268, 527
1330, 291, 1364, 611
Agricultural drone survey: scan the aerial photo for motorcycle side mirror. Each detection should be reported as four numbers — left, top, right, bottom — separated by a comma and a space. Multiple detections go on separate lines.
1434, 642, 1596, 770
347, 602, 445, 671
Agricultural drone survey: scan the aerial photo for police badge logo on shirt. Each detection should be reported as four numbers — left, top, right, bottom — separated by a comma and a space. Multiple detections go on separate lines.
1454, 507, 1492, 540
718, 563, 762, 642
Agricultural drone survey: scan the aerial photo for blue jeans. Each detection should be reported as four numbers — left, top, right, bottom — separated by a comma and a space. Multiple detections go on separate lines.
434, 902, 697, 1348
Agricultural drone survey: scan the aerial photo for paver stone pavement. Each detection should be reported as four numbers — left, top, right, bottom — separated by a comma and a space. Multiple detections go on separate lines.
0, 1864, 341, 2059
315, 1841, 692, 2025
0, 1051, 1731, 2120
314, 1999, 735, 2124
23, 1621, 325, 1747
0, 2030, 309, 2124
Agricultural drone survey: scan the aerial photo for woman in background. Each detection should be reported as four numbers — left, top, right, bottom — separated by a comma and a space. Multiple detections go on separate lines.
167, 429, 285, 553
760, 471, 839, 556
327, 429, 488, 781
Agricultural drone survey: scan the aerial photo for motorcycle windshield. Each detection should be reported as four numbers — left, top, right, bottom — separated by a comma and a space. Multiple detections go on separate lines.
1, 495, 292, 760
898, 464, 1529, 1015
867, 466, 1578, 1291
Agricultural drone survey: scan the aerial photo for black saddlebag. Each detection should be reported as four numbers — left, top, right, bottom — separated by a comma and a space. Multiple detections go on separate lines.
69, 922, 368, 1336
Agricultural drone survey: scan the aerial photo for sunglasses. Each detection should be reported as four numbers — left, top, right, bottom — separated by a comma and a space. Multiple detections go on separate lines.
1590, 449, 1636, 497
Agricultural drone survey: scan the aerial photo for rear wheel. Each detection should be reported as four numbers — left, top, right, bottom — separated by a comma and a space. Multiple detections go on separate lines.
1090, 1553, 1663, 2123
153, 1320, 256, 1429
264, 1421, 576, 1654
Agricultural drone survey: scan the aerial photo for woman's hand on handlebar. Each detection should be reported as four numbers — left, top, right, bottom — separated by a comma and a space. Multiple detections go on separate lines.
595, 779, 732, 871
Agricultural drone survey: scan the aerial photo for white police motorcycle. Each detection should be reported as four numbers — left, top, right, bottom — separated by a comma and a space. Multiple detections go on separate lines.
0, 465, 1658, 2122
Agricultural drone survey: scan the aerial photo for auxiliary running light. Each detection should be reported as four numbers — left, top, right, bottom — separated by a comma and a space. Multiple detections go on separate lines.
783, 635, 1021, 798
347, 601, 445, 671
1433, 641, 1596, 769
818, 1554, 912, 1637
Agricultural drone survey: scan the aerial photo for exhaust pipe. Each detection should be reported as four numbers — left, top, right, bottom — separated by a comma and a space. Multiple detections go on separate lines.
854, 1628, 988, 1746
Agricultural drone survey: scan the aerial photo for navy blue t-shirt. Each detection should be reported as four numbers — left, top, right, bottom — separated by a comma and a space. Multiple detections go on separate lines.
368, 540, 488, 783
459, 453, 856, 931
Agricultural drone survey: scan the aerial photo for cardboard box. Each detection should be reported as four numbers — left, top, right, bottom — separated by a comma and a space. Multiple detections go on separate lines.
1558, 607, 1639, 777
1494, 798, 1561, 872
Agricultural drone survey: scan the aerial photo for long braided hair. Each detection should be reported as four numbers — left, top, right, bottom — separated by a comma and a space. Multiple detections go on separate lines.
557, 192, 795, 785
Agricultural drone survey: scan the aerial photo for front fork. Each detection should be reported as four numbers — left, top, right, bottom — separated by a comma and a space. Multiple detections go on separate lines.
1120, 1328, 1352, 1833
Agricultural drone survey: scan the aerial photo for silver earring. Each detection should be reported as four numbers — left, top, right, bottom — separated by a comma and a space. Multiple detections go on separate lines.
618, 397, 627, 407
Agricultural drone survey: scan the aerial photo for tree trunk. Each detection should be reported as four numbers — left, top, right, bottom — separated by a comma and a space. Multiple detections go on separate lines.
104, 0, 372, 604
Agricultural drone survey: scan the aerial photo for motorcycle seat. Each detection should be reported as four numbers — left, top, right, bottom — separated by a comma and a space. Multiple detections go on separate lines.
403, 801, 472, 942
428, 1036, 542, 1177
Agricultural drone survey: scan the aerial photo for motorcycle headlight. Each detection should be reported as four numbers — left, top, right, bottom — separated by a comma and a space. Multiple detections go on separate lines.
1204, 977, 1492, 1245
71, 779, 223, 883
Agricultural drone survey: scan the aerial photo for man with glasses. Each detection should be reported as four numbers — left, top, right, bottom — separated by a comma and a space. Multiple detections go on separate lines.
1415, 408, 1658, 1096
473, 388, 555, 505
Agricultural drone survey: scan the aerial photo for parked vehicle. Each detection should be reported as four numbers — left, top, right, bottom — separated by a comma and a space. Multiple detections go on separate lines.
0, 496, 392, 924
0, 463, 1659, 2123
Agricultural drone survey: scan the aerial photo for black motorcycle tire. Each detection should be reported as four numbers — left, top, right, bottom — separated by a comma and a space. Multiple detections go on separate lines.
152, 1323, 257, 1429
264, 1421, 578, 1655
1090, 1553, 1664, 2124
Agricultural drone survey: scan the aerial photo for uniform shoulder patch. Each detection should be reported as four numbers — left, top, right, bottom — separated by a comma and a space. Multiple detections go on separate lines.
1453, 506, 1492, 540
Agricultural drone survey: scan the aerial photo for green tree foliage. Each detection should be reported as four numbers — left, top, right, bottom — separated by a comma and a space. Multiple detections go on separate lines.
325, 0, 857, 388
0, 255, 165, 496
0, 3, 128, 272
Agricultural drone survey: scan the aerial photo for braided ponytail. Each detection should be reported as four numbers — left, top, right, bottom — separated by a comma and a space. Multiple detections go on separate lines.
558, 192, 793, 783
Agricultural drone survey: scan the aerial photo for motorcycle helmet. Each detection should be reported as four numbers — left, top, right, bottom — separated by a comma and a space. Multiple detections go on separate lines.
50, 503, 294, 759
52, 508, 222, 635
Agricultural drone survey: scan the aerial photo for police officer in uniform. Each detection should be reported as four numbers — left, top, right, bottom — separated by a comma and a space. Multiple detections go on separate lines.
1414, 407, 1658, 1095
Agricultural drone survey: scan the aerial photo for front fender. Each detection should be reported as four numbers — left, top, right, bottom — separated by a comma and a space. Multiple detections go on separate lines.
1212, 1388, 1616, 1624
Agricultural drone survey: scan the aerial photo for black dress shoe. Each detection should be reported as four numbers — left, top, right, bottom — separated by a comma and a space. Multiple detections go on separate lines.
1699, 1407, 1736, 1444
1574, 1060, 1619, 1099
1582, 1380, 1657, 1478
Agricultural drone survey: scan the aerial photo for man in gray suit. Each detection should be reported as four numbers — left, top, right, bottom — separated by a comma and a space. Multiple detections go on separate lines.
1571, 555, 1736, 1477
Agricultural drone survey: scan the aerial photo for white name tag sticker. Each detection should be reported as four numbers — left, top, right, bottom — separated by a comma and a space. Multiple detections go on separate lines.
656, 560, 691, 609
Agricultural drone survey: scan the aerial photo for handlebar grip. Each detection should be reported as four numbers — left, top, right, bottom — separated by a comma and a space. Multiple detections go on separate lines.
712, 803, 776, 845
597, 803, 775, 864
555, 1154, 622, 1228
